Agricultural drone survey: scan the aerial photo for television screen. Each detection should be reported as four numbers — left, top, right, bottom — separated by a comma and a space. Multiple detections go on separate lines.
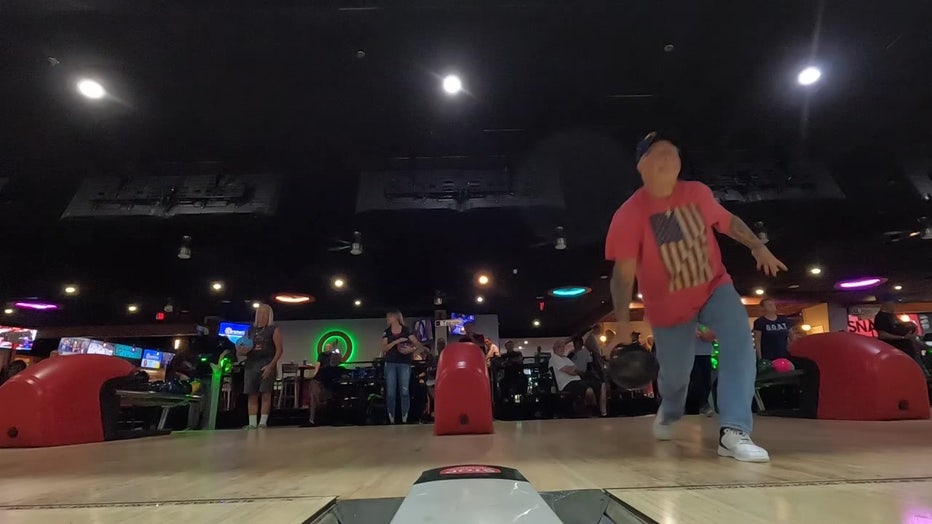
141, 349, 163, 369
0, 326, 38, 351
219, 322, 250, 343
114, 344, 142, 360
449, 312, 475, 336
58, 337, 92, 355
86, 340, 115, 356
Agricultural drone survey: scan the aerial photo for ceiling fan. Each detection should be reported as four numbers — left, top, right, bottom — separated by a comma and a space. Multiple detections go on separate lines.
529, 226, 567, 250
328, 231, 363, 255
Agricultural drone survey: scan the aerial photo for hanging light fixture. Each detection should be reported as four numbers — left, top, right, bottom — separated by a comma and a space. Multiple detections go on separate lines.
177, 235, 193, 260
554, 226, 567, 250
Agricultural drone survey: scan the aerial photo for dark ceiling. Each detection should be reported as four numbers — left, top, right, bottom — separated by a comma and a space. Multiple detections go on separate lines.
1, 0, 931, 337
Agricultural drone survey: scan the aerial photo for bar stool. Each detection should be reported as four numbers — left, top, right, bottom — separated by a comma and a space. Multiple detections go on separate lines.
277, 363, 300, 409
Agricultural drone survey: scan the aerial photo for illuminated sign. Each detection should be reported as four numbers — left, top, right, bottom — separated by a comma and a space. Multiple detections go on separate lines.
315, 329, 356, 363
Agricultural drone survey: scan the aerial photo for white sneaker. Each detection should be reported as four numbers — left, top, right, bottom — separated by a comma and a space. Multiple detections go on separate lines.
700, 404, 716, 417
718, 428, 770, 462
652, 415, 676, 441
257, 423, 267, 429
243, 424, 257, 430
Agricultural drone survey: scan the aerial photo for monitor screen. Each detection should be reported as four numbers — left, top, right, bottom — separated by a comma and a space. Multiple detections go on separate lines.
449, 313, 475, 336
86, 340, 115, 356
141, 349, 163, 369
219, 322, 251, 343
0, 326, 38, 351
114, 344, 142, 360
58, 337, 92, 355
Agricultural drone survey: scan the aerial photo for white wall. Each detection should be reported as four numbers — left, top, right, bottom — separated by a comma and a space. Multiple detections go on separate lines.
272, 314, 499, 368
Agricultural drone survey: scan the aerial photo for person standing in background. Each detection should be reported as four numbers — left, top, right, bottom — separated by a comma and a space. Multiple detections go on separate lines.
752, 299, 793, 360
381, 310, 427, 424
238, 304, 282, 429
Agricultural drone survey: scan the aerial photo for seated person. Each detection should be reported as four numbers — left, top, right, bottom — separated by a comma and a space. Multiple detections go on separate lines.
500, 342, 529, 398
303, 342, 350, 427
549, 339, 607, 417
0, 359, 27, 386
485, 337, 501, 365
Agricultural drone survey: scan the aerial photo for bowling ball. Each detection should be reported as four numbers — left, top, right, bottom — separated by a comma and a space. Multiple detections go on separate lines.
756, 359, 774, 375
149, 380, 164, 393
180, 380, 193, 395
131, 370, 150, 383
236, 337, 254, 355
771, 358, 795, 373
608, 344, 659, 389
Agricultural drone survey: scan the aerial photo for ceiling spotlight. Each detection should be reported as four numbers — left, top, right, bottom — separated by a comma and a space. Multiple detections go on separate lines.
211, 281, 224, 292
354, 299, 362, 307
332, 277, 346, 289
442, 74, 462, 95
127, 305, 139, 313
801, 324, 812, 332
532, 319, 541, 327
809, 267, 822, 275
600, 335, 608, 343
476, 296, 484, 304
3, 308, 13, 315
477, 274, 490, 286
64, 285, 78, 295
797, 66, 822, 86
523, 340, 529, 344
754, 288, 766, 296
77, 78, 106, 99
178, 235, 192, 260
893, 285, 903, 291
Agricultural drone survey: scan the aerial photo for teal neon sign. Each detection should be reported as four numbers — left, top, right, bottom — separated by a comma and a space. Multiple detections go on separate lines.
549, 286, 591, 298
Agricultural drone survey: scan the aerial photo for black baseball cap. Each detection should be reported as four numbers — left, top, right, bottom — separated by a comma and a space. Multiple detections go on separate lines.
635, 131, 676, 164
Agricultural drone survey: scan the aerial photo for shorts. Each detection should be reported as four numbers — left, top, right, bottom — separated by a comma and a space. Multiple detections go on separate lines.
243, 358, 275, 395
562, 379, 597, 397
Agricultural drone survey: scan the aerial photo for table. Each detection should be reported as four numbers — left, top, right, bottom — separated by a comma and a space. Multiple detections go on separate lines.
116, 390, 203, 430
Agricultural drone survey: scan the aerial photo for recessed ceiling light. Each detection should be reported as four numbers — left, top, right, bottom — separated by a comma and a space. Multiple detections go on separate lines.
893, 285, 903, 291
532, 319, 541, 327
523, 340, 529, 344
64, 285, 78, 295
754, 288, 765, 296
477, 274, 490, 286
77, 78, 106, 99
476, 296, 484, 304
809, 267, 822, 275
354, 299, 362, 307
788, 284, 800, 289
442, 74, 462, 95
127, 305, 138, 313
275, 294, 313, 304
801, 324, 812, 331
332, 277, 346, 289
3, 308, 13, 315
252, 301, 261, 309
797, 66, 821, 86
211, 281, 224, 292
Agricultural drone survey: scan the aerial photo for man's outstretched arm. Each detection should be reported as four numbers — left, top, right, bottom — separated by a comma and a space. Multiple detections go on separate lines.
609, 258, 638, 348
725, 214, 788, 276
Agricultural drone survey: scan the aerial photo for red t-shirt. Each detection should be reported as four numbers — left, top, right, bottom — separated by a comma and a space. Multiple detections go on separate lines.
605, 181, 733, 328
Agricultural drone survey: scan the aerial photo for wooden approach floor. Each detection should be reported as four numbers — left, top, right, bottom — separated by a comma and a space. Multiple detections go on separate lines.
2, 416, 931, 523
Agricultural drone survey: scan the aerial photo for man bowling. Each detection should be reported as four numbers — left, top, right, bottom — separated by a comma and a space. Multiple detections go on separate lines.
605, 132, 787, 462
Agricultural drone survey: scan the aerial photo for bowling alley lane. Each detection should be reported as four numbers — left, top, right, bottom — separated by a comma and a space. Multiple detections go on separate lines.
610, 480, 932, 524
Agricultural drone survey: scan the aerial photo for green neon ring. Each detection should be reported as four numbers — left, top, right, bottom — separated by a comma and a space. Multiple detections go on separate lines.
315, 330, 354, 362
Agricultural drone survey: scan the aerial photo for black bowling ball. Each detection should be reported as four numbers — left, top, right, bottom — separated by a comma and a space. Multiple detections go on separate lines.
608, 344, 659, 390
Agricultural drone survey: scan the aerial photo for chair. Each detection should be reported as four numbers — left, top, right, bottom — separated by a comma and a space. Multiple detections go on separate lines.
549, 367, 584, 418
276, 363, 300, 409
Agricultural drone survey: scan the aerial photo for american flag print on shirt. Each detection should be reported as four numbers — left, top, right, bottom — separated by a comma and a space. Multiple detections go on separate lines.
648, 204, 713, 292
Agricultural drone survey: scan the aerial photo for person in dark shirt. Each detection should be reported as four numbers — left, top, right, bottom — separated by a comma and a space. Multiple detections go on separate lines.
381, 310, 427, 424
752, 299, 793, 360
462, 322, 487, 352
874, 300, 918, 356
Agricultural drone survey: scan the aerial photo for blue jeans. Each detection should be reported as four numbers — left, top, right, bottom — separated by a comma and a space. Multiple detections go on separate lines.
384, 362, 411, 422
652, 283, 756, 433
